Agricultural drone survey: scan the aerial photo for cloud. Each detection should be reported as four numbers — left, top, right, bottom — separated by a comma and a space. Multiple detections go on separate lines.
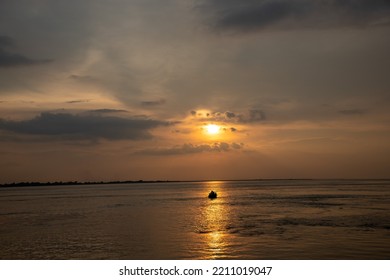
87, 109, 128, 114
244, 109, 267, 122
0, 36, 14, 47
191, 109, 266, 123
66, 99, 91, 104
0, 35, 51, 67
199, 0, 390, 33
0, 111, 171, 141
339, 109, 366, 115
136, 142, 244, 155
140, 99, 166, 107
0, 49, 51, 67
231, 142, 243, 149
0, 1, 92, 91
225, 111, 236, 119
68, 75, 96, 83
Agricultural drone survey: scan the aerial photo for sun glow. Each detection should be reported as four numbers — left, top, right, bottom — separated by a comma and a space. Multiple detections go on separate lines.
205, 124, 220, 135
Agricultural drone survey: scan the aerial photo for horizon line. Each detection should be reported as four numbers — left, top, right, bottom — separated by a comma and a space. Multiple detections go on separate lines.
1, 178, 390, 187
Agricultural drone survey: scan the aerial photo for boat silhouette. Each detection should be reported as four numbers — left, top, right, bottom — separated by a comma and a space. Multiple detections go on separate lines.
208, 190, 217, 199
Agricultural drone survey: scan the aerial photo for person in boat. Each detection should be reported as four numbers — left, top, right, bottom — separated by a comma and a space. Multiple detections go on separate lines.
208, 190, 217, 199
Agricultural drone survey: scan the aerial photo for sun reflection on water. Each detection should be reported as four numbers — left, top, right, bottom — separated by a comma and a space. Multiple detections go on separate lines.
198, 182, 231, 259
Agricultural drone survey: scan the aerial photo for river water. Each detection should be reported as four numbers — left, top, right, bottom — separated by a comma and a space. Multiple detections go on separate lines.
1, 180, 389, 259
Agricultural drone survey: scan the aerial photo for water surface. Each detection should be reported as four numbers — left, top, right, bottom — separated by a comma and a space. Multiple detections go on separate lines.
1, 180, 389, 259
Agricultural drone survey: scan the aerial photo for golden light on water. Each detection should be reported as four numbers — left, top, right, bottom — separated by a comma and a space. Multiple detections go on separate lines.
200, 182, 231, 259
204, 202, 230, 259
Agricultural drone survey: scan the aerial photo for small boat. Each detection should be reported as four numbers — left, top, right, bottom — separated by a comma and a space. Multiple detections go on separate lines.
208, 190, 217, 199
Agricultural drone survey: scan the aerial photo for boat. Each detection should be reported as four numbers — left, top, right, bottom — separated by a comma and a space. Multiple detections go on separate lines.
208, 190, 217, 199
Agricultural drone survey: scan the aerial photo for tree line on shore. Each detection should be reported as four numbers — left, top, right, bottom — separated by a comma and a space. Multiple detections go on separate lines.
0, 180, 174, 188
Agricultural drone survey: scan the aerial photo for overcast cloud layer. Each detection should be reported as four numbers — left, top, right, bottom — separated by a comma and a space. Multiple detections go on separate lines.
0, 111, 171, 140
0, 0, 389, 182
200, 0, 390, 32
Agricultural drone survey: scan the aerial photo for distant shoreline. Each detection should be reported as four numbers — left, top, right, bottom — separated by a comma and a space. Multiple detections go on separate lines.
1, 178, 389, 188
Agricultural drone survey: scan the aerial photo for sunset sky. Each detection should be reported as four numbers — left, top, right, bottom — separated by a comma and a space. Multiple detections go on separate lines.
1, 0, 390, 183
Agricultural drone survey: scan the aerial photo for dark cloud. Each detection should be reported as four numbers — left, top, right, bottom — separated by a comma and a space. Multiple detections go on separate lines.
69, 75, 96, 83
199, 0, 390, 33
231, 142, 243, 149
140, 99, 166, 107
339, 109, 366, 115
215, 109, 266, 123
247, 109, 266, 122
0, 35, 52, 67
225, 111, 236, 118
0, 36, 14, 47
191, 109, 266, 123
137, 142, 244, 155
0, 112, 171, 141
66, 99, 91, 104
87, 109, 128, 114
229, 109, 267, 123
0, 1, 91, 59
0, 49, 51, 67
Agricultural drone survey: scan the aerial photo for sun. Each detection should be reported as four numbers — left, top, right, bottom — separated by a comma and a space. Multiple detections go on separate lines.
205, 124, 220, 135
